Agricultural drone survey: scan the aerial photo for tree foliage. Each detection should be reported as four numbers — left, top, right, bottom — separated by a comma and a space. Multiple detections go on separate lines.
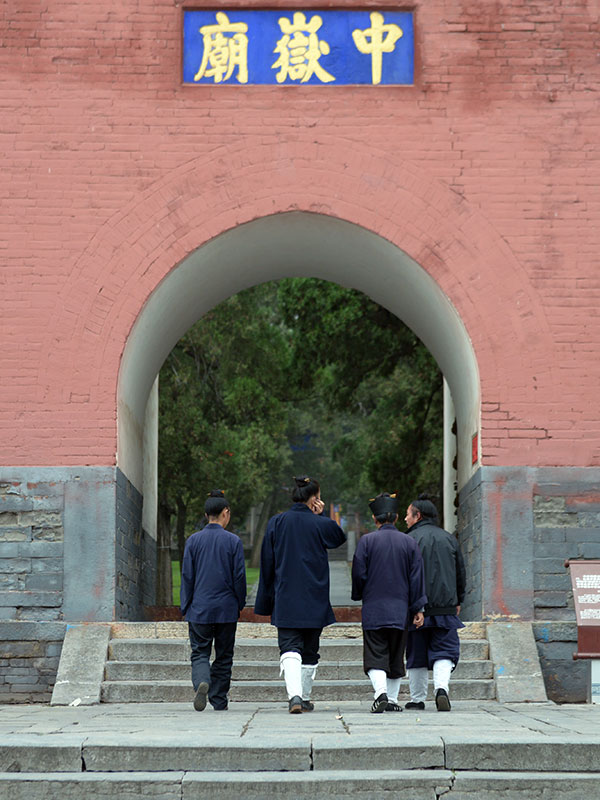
277, 278, 443, 514
157, 278, 444, 599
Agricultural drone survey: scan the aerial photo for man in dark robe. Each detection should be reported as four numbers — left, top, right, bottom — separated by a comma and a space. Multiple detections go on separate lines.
180, 490, 246, 712
404, 494, 466, 712
254, 476, 346, 713
351, 492, 427, 713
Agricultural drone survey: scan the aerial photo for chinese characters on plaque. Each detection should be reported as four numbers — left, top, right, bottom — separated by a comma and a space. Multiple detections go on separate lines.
183, 10, 414, 86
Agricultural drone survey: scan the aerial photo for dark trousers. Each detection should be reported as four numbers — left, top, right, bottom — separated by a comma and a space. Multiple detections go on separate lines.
406, 627, 460, 670
188, 621, 237, 710
363, 627, 407, 679
277, 627, 323, 664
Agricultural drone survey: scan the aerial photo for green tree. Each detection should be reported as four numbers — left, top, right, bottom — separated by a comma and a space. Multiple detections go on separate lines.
277, 278, 443, 519
157, 278, 444, 604
157, 283, 293, 600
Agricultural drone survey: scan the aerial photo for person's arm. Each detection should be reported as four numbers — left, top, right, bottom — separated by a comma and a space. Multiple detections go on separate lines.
351, 538, 367, 601
233, 539, 247, 614
408, 544, 428, 619
253, 522, 275, 616
180, 538, 194, 618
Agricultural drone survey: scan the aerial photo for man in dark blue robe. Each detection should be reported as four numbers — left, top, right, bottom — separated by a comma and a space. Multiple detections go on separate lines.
180, 491, 246, 712
404, 494, 466, 712
254, 476, 346, 713
352, 492, 427, 713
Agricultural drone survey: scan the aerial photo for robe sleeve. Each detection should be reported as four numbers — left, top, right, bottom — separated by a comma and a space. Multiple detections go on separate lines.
320, 518, 347, 550
233, 537, 247, 613
408, 543, 428, 616
351, 537, 367, 601
180, 538, 194, 618
455, 541, 467, 606
253, 520, 276, 616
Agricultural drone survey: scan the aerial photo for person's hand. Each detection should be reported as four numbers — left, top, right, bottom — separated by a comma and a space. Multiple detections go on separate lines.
413, 611, 424, 628
456, 605, 461, 616
310, 497, 325, 515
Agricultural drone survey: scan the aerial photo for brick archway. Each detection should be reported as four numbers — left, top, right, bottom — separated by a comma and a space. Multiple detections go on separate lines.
39, 137, 556, 484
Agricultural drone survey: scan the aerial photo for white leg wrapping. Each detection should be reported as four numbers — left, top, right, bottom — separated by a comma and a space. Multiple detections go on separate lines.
408, 667, 428, 702
301, 664, 317, 700
280, 651, 302, 699
386, 677, 401, 703
367, 668, 388, 699
433, 659, 454, 693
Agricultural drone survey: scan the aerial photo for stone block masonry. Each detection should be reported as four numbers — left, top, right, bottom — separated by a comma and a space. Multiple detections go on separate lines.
0, 622, 66, 703
533, 483, 600, 621
0, 467, 157, 625
0, 481, 65, 621
115, 470, 156, 621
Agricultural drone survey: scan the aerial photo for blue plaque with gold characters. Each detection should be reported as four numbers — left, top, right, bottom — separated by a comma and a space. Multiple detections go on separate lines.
183, 9, 414, 86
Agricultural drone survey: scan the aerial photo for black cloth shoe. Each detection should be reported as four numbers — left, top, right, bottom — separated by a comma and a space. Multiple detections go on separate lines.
370, 692, 388, 713
385, 700, 403, 712
435, 688, 451, 712
405, 701, 425, 710
301, 699, 314, 712
193, 681, 209, 712
289, 695, 303, 714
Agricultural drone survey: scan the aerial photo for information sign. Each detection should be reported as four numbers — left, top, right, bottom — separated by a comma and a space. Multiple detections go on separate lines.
565, 559, 600, 704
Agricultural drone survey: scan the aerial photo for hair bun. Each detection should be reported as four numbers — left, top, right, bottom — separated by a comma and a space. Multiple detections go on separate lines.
418, 492, 431, 501
294, 475, 311, 486
207, 489, 226, 498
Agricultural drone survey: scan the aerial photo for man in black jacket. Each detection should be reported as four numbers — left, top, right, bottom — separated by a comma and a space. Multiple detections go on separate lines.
404, 495, 466, 712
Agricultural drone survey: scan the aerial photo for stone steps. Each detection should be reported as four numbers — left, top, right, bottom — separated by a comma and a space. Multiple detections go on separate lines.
102, 635, 495, 703
4, 733, 600, 773
107, 636, 490, 662
3, 770, 599, 800
101, 677, 496, 703
105, 657, 493, 682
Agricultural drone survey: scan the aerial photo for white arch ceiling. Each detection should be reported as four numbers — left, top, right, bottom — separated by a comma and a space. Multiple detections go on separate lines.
118, 212, 479, 493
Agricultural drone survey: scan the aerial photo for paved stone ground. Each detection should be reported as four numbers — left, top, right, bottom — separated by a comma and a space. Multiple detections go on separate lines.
1, 701, 599, 798
1, 700, 599, 771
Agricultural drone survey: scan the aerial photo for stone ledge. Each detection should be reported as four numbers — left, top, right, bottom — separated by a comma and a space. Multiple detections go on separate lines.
0, 621, 66, 640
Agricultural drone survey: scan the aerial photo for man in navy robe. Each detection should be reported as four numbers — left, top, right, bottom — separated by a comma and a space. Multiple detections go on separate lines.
254, 476, 346, 713
404, 494, 466, 712
352, 492, 427, 713
180, 490, 246, 712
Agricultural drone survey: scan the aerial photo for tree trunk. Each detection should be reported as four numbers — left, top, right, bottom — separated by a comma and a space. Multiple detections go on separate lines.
156, 499, 173, 606
249, 488, 278, 568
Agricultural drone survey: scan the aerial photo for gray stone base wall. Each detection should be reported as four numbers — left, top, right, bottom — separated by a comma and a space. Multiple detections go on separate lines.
0, 480, 65, 621
115, 470, 157, 620
456, 470, 482, 621
533, 621, 589, 703
0, 622, 66, 703
0, 467, 158, 624
533, 481, 600, 620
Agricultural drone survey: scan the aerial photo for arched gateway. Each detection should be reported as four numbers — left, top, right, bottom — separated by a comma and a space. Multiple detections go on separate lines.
12, 140, 557, 626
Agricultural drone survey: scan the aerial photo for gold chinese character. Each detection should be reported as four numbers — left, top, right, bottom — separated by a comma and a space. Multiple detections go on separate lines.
194, 12, 249, 84
272, 12, 335, 84
352, 12, 403, 85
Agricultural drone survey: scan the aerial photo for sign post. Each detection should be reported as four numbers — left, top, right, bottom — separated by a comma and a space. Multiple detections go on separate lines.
565, 559, 600, 703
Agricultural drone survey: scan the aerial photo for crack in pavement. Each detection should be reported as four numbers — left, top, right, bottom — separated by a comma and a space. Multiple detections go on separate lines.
240, 707, 260, 737
336, 707, 351, 735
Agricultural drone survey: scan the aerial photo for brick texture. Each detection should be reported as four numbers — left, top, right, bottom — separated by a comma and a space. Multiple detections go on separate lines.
1, 0, 600, 467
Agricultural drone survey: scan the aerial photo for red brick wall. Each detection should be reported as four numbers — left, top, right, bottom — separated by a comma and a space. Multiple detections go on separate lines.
1, 0, 599, 467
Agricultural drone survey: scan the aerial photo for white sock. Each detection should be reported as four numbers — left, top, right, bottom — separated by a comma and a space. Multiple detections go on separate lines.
368, 668, 388, 699
386, 677, 401, 703
301, 664, 317, 700
280, 651, 302, 699
433, 659, 454, 693
408, 667, 428, 702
